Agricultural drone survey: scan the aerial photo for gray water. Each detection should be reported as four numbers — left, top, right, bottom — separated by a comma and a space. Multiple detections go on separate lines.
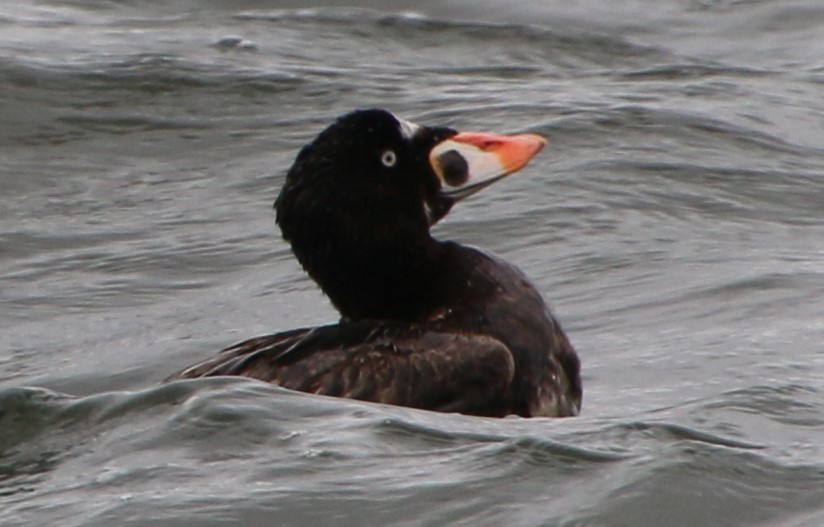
2, 1, 824, 525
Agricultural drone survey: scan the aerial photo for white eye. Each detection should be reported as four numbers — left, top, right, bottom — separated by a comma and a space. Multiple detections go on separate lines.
381, 150, 397, 167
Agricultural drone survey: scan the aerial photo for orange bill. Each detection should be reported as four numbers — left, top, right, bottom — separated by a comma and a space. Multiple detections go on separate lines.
429, 131, 547, 200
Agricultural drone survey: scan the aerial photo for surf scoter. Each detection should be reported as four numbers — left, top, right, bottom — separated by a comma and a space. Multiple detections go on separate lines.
170, 109, 581, 418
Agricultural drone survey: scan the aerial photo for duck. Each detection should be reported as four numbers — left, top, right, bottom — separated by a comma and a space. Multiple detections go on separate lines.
169, 109, 581, 418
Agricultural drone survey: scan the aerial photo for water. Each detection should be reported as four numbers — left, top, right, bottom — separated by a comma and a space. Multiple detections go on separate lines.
2, 0, 824, 525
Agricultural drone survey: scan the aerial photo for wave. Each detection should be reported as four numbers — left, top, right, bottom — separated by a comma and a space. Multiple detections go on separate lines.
2, 379, 822, 525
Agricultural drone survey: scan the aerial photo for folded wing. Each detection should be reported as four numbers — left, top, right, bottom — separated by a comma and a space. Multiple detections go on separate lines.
169, 322, 515, 416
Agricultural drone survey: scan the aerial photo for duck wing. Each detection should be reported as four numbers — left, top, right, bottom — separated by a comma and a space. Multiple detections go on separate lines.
169, 321, 515, 416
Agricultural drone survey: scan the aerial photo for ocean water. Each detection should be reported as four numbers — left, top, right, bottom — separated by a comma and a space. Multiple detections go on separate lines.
2, 0, 824, 525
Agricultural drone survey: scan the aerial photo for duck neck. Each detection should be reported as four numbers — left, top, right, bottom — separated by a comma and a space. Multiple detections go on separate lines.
284, 220, 448, 322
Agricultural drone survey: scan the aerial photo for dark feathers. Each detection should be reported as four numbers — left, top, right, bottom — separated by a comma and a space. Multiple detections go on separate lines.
170, 110, 581, 417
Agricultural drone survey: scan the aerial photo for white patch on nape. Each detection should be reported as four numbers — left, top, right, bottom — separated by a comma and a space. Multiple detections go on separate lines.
394, 114, 421, 140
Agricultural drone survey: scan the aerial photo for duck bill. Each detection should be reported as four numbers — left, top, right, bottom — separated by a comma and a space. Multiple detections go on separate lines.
429, 131, 547, 202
